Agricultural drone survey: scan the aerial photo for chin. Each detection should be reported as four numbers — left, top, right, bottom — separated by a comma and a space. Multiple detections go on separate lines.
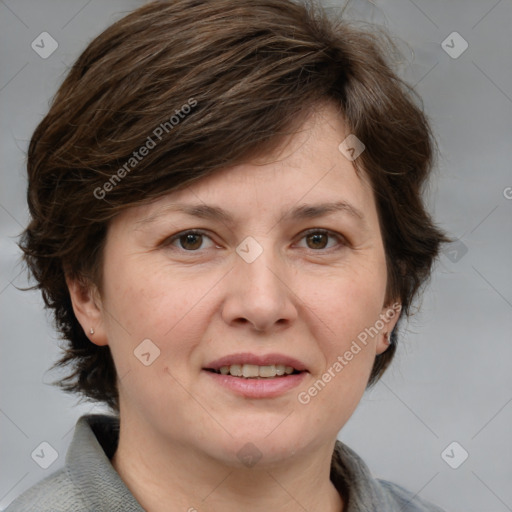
208, 440, 303, 470
203, 422, 310, 467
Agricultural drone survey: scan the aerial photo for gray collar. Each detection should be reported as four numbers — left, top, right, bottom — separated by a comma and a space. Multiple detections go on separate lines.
68, 414, 390, 511
66, 415, 144, 511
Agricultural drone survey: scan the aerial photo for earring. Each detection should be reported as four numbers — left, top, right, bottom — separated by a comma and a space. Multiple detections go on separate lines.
89, 327, 95, 335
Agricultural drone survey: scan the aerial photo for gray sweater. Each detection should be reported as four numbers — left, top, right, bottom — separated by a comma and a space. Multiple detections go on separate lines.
5, 414, 446, 511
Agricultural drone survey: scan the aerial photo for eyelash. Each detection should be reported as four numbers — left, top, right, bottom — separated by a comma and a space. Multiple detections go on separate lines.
164, 228, 348, 253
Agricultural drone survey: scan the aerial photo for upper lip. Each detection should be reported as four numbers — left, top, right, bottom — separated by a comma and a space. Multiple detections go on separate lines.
204, 352, 309, 372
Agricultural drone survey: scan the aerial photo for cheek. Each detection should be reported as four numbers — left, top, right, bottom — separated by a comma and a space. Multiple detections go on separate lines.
296, 270, 384, 421
99, 264, 207, 401
101, 257, 216, 364
297, 262, 387, 345
102, 255, 178, 330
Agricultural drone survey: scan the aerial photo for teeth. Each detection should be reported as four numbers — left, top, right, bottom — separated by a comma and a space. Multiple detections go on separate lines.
275, 365, 286, 376
216, 364, 298, 378
229, 364, 243, 377
242, 364, 259, 378
260, 365, 278, 378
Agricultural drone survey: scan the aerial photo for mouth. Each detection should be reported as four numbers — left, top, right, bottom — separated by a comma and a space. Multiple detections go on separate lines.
204, 364, 304, 379
202, 352, 309, 397
203, 352, 309, 379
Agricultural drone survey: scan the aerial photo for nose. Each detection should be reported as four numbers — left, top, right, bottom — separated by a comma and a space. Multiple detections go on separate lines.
221, 243, 298, 333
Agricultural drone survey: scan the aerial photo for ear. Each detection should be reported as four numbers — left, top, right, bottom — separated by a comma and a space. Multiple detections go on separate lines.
65, 273, 108, 347
375, 301, 402, 355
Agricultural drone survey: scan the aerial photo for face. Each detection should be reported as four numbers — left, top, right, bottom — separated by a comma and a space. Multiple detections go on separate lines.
70, 103, 400, 467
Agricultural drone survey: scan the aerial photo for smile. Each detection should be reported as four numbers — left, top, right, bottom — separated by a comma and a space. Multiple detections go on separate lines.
207, 364, 301, 378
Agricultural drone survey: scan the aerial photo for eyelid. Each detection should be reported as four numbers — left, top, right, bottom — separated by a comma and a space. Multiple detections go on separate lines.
294, 228, 348, 250
163, 227, 348, 252
164, 229, 217, 250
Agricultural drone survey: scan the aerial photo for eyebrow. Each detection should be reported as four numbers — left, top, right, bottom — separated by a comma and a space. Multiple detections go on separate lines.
280, 201, 364, 222
135, 200, 366, 228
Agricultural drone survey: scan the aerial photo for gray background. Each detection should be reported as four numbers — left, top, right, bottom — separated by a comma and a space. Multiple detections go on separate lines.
1, 0, 511, 510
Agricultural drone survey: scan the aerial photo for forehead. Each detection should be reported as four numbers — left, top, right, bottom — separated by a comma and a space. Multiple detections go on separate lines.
113, 103, 377, 230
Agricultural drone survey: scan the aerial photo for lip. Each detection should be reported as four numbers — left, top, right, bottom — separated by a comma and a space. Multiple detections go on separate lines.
203, 370, 307, 398
204, 352, 309, 372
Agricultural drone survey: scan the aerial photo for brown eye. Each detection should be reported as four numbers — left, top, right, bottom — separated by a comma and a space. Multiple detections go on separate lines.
297, 229, 346, 251
179, 233, 203, 250
163, 229, 216, 255
164, 230, 215, 252
305, 232, 329, 250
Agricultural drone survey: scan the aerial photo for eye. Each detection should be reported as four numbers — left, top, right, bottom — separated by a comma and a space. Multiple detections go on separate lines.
166, 230, 216, 251
296, 229, 346, 251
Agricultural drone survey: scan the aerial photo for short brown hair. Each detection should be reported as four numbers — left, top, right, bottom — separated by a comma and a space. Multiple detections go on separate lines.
19, 0, 449, 413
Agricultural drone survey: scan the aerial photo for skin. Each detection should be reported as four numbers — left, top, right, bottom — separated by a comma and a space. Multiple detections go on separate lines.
67, 103, 401, 512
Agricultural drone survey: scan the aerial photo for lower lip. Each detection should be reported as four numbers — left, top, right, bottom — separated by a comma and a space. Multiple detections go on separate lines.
202, 370, 307, 398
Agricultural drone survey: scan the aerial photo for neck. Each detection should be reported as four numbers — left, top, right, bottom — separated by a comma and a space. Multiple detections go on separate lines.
111, 418, 344, 512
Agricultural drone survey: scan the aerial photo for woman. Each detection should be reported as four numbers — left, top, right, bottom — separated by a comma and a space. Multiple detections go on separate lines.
9, 0, 449, 510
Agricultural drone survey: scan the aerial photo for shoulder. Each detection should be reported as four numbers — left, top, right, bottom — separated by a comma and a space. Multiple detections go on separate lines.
4, 468, 88, 512
4, 414, 134, 512
376, 479, 446, 511
331, 441, 446, 511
